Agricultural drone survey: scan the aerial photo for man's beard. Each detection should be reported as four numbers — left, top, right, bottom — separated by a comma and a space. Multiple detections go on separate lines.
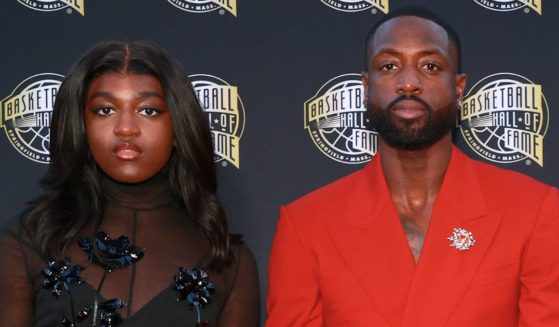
367, 95, 457, 151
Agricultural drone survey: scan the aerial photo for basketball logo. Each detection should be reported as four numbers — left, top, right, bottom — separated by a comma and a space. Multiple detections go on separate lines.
17, 0, 85, 15
167, 0, 237, 16
1, 73, 64, 163
190, 74, 245, 168
473, 0, 541, 15
321, 0, 389, 14
305, 74, 377, 164
459, 73, 548, 166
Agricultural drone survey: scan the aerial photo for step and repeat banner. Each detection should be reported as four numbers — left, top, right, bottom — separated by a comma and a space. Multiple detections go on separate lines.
0, 0, 557, 322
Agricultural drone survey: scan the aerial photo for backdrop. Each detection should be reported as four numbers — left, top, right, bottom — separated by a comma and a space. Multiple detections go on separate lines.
1, 0, 557, 323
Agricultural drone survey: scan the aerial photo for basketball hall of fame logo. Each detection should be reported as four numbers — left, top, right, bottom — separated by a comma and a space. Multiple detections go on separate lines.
459, 73, 548, 167
168, 0, 237, 17
1, 73, 64, 164
321, 0, 389, 14
473, 0, 541, 15
18, 0, 85, 16
190, 74, 245, 168
305, 74, 378, 164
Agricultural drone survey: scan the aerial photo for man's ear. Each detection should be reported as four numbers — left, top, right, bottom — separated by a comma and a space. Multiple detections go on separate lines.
455, 73, 467, 102
362, 72, 369, 101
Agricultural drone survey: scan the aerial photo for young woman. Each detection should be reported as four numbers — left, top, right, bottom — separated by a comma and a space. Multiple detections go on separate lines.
0, 41, 259, 327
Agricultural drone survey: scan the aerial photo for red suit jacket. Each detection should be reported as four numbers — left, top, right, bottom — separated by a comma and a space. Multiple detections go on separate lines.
267, 147, 559, 326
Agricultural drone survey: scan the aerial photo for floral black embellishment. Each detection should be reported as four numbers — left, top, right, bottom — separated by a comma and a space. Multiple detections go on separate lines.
61, 308, 91, 327
42, 258, 88, 326
79, 232, 144, 271
61, 316, 75, 327
174, 267, 214, 326
76, 306, 92, 322
98, 299, 126, 327
42, 258, 84, 298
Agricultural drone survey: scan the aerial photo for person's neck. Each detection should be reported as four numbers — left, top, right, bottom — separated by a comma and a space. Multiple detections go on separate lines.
100, 168, 174, 210
379, 134, 453, 214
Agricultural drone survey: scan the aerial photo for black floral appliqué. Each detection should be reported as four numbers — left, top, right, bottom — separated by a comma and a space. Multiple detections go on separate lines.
78, 232, 138, 325
174, 267, 214, 326
98, 298, 126, 327
61, 307, 90, 327
79, 232, 144, 271
42, 258, 91, 325
42, 258, 84, 297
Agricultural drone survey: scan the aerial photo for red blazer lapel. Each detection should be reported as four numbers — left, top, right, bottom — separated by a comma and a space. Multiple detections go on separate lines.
328, 156, 416, 327
401, 148, 504, 326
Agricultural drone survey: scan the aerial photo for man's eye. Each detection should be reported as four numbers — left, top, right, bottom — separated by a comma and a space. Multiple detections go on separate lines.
380, 63, 398, 71
139, 107, 160, 117
423, 63, 440, 71
94, 107, 115, 116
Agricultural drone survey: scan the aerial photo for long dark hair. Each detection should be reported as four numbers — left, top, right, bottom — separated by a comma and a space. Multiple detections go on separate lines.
22, 40, 235, 270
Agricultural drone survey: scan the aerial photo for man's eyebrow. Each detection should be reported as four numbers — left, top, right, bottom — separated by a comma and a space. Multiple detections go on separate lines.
373, 48, 446, 57
374, 48, 400, 56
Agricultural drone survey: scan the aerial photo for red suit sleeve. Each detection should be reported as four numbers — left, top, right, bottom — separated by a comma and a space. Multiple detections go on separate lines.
266, 206, 324, 327
519, 187, 559, 326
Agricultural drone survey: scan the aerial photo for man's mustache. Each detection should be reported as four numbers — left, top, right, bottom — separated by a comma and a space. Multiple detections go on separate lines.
386, 95, 432, 112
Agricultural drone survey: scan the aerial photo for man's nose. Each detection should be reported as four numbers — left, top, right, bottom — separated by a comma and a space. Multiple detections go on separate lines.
396, 67, 422, 96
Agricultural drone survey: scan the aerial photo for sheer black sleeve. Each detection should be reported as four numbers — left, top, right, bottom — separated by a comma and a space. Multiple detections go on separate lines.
217, 244, 260, 327
0, 225, 34, 327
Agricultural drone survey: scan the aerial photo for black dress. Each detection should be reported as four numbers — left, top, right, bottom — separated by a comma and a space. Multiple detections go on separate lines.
0, 172, 260, 326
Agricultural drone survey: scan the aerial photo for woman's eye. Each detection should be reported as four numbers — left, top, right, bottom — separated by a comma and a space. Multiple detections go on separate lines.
139, 107, 160, 117
94, 107, 115, 116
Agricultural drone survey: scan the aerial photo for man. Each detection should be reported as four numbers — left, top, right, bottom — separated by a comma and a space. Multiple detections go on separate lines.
266, 5, 559, 326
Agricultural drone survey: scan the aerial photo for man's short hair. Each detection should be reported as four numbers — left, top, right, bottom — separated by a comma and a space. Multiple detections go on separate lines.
364, 4, 462, 73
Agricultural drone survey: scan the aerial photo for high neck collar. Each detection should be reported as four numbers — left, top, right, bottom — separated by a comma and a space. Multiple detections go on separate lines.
100, 170, 175, 210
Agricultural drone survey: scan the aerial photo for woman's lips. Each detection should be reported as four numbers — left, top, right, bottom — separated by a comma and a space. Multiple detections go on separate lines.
113, 143, 142, 160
